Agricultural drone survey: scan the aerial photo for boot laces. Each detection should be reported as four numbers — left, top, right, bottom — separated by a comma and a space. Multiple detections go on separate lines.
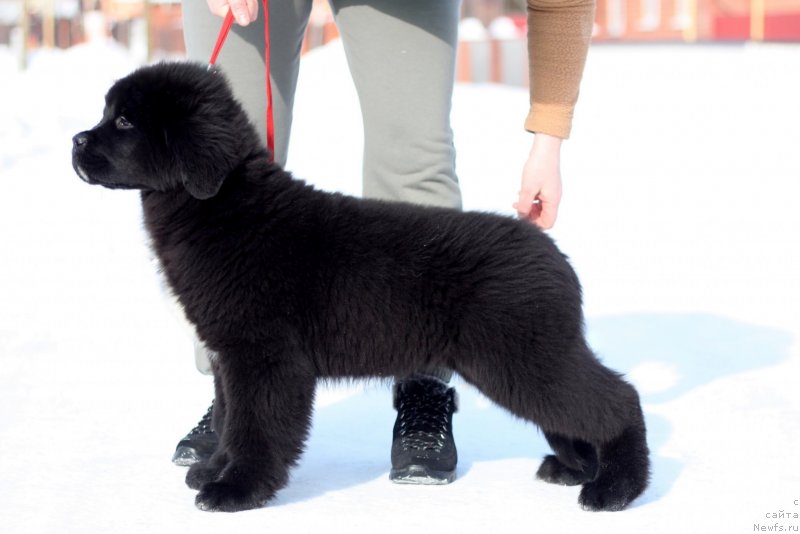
187, 402, 215, 437
396, 390, 453, 452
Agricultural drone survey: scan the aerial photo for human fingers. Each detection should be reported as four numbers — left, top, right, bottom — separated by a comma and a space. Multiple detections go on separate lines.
229, 0, 258, 25
513, 189, 538, 219
531, 197, 558, 229
206, 0, 257, 25
206, 0, 229, 17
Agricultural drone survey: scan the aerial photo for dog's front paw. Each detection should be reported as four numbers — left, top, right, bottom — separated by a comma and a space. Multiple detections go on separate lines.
186, 462, 222, 490
194, 460, 280, 512
536, 455, 593, 486
195, 481, 268, 513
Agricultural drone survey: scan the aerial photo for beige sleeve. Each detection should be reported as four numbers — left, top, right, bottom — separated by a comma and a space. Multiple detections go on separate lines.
525, 0, 595, 139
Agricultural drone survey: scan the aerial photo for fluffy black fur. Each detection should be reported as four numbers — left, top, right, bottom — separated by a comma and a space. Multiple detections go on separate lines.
72, 62, 650, 513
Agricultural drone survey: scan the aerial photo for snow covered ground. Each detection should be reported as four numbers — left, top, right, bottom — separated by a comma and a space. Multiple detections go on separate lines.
1, 38, 799, 533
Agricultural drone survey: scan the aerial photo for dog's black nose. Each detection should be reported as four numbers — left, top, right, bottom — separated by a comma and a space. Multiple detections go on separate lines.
72, 132, 89, 150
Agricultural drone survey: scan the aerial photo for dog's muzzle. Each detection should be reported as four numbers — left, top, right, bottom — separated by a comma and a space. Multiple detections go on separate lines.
71, 132, 93, 183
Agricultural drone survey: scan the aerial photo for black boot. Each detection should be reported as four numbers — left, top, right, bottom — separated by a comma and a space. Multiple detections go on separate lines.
172, 402, 219, 466
390, 377, 458, 484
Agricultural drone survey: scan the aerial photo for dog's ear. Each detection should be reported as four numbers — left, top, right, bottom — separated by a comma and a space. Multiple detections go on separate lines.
171, 121, 240, 200
177, 140, 236, 200
180, 166, 227, 200
155, 64, 258, 199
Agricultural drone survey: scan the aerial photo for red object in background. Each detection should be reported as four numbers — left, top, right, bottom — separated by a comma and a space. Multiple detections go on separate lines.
766, 13, 800, 40
713, 14, 750, 40
510, 14, 527, 33
714, 13, 800, 40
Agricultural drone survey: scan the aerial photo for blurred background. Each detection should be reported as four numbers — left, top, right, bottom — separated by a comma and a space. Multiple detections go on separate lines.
2, 0, 799, 71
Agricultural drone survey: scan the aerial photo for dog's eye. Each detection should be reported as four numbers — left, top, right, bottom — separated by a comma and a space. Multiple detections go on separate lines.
115, 116, 133, 130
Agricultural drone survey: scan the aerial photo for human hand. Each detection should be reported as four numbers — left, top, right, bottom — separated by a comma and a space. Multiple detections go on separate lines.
513, 133, 563, 230
206, 0, 258, 26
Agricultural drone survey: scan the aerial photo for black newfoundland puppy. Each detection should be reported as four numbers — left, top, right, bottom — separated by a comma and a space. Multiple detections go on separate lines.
72, 62, 649, 513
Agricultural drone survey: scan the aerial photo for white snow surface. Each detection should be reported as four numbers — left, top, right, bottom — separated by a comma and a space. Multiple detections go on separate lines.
1, 40, 799, 533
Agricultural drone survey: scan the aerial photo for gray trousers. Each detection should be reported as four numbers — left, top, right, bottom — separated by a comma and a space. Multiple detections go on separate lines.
181, 0, 461, 382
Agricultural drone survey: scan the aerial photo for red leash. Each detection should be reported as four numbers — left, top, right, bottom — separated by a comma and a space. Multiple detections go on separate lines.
208, 0, 275, 159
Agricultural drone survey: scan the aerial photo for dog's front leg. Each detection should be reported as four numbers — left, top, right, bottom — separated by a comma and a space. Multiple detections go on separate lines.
194, 341, 316, 512
186, 368, 228, 490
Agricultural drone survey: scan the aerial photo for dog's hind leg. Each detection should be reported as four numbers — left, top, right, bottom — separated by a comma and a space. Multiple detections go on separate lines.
535, 432, 597, 486
194, 341, 316, 513
459, 340, 650, 511
555, 343, 650, 512
577, 417, 649, 512
537, 343, 650, 511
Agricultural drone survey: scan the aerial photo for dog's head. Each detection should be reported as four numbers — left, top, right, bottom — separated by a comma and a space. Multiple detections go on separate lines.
71, 62, 260, 199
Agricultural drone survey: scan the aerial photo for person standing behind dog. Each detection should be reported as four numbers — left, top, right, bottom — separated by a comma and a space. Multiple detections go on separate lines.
172, 0, 595, 485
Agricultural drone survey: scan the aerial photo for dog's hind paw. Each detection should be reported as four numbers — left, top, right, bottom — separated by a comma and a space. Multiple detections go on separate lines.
578, 477, 640, 512
536, 455, 593, 486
